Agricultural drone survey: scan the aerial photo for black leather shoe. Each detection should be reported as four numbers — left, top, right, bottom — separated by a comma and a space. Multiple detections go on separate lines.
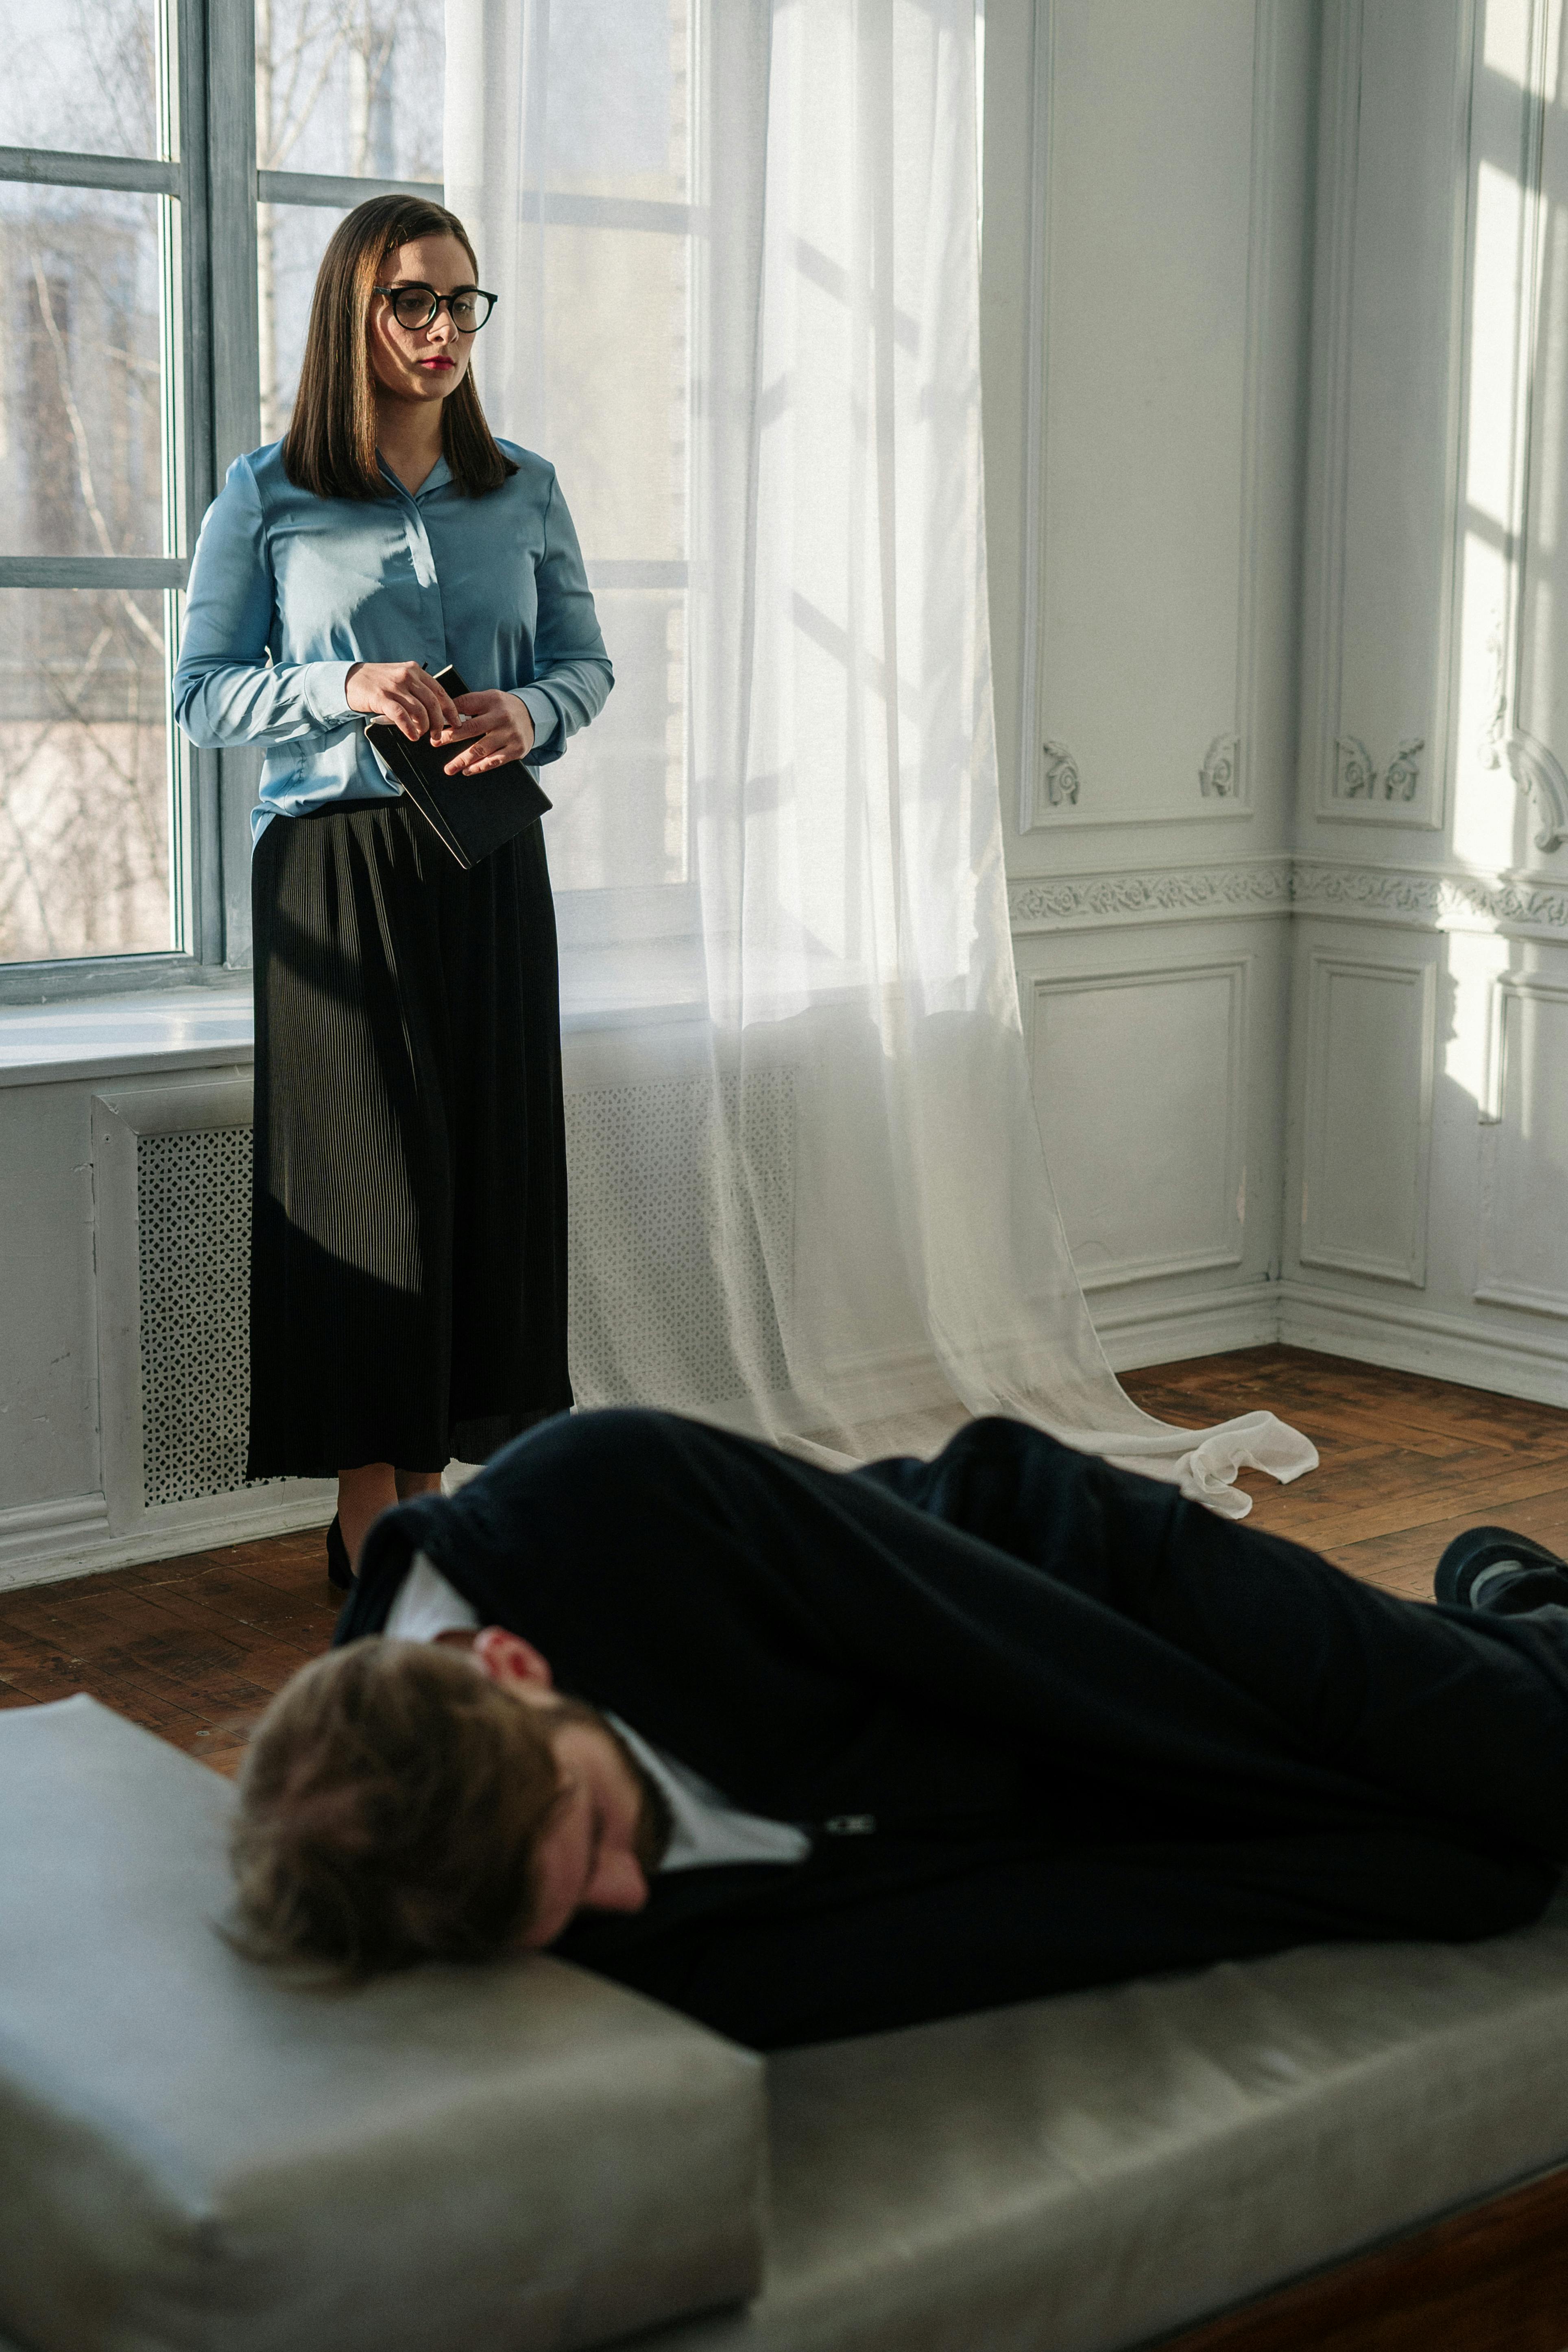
325, 1514, 355, 1592
1434, 1524, 1568, 1611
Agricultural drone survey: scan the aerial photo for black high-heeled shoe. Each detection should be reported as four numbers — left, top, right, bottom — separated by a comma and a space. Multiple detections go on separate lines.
325, 1514, 355, 1592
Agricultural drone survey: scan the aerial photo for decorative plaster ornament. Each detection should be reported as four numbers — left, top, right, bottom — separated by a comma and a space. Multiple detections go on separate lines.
1040, 740, 1081, 807
1199, 733, 1239, 797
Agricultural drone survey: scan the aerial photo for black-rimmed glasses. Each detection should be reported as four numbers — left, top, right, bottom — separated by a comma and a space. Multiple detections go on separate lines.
374, 284, 497, 333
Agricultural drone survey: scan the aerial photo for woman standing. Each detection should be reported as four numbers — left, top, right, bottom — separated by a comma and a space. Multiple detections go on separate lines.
175, 196, 611, 1580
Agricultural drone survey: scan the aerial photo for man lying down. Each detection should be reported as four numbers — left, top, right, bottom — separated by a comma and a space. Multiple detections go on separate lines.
231, 1408, 1568, 2051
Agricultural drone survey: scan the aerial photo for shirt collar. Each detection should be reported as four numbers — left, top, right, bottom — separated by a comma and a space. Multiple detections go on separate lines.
377, 450, 453, 500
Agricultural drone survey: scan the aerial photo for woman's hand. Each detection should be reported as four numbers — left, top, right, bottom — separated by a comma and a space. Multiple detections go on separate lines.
344, 661, 462, 742
431, 691, 537, 775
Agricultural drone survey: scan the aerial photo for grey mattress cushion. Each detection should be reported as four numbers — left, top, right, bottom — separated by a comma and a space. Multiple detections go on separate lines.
637, 1887, 1568, 2352
0, 1695, 766, 2352
12, 1693, 1568, 2352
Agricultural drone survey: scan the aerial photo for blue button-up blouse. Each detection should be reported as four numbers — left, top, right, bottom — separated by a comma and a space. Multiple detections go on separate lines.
172, 438, 614, 841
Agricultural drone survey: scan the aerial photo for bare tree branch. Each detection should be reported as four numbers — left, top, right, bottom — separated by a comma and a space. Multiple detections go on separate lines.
30, 254, 164, 656
260, 0, 353, 171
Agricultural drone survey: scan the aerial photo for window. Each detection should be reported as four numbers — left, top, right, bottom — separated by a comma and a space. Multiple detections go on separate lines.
0, 0, 444, 1001
0, 0, 698, 998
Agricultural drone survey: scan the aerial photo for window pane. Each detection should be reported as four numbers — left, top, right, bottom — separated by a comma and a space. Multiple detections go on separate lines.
538, 225, 688, 565
0, 186, 172, 559
258, 201, 348, 443
256, 0, 443, 182
514, 2, 693, 898
528, 0, 691, 563
0, 0, 163, 159
546, 586, 685, 893
545, 0, 689, 204
0, 589, 174, 962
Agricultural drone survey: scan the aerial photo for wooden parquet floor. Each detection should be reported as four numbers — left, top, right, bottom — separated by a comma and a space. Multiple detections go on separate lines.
0, 1525, 341, 1775
1125, 1343, 1568, 1598
4, 1343, 1568, 1777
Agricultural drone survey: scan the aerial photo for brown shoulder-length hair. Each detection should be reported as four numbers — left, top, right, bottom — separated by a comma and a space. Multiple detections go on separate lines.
282, 194, 517, 502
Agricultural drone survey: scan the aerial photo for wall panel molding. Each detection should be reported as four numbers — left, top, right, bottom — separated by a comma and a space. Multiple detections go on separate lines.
1475, 973, 1568, 1317
1490, 0, 1568, 853
1009, 856, 1568, 939
1291, 858, 1568, 938
1012, 0, 1053, 850
1021, 0, 1279, 832
1302, 0, 1362, 822
1299, 946, 1436, 1287
1029, 956, 1249, 1291
1302, 0, 1473, 831
1009, 858, 1291, 932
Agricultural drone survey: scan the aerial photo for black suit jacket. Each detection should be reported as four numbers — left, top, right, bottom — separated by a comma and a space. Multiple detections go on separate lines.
338, 1409, 1382, 1838
331, 1411, 1549, 2045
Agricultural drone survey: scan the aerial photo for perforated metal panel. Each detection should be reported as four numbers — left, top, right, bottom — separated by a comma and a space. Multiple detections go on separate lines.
136, 1127, 257, 1507
565, 1070, 796, 1405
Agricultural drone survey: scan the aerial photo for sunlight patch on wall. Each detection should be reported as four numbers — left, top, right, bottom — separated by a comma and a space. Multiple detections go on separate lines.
1484, 0, 1533, 85
1444, 929, 1509, 1115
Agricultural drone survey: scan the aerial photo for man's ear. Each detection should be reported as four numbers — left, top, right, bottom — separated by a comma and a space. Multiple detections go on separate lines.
472, 1625, 555, 1693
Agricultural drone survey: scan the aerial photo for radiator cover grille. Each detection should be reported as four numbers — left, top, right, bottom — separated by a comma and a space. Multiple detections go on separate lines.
137, 1127, 257, 1507
564, 1069, 796, 1405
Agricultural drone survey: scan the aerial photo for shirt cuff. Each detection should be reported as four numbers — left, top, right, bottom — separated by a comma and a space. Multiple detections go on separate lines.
511, 686, 559, 751
304, 661, 359, 727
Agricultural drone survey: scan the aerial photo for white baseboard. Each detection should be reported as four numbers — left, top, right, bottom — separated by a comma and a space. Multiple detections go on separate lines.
0, 1483, 337, 1594
0, 1493, 113, 1572
1278, 1279, 1568, 1409
1093, 1281, 1282, 1371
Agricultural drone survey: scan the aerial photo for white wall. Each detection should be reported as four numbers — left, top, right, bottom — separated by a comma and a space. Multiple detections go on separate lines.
1281, 0, 1568, 1403
983, 0, 1318, 1367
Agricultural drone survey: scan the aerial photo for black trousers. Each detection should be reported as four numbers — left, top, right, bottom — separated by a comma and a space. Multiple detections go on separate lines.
504, 1414, 1568, 2047
248, 800, 573, 1478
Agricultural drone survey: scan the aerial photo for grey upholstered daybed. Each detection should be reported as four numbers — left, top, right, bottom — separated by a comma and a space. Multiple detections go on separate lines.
4, 1694, 1568, 2352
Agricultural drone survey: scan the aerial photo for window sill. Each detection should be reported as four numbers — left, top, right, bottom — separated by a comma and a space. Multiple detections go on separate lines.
0, 985, 255, 1091
0, 946, 720, 1093
559, 938, 707, 1033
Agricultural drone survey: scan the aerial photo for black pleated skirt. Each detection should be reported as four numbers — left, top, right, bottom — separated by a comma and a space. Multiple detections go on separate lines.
247, 799, 573, 1479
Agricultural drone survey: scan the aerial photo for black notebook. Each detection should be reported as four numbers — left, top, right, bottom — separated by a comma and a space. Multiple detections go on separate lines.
363, 664, 552, 871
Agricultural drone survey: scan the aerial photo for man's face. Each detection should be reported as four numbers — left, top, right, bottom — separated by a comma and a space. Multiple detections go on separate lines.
455, 1627, 670, 1948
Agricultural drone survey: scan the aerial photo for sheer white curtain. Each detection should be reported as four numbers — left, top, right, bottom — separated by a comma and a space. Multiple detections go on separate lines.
445, 0, 1314, 1515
